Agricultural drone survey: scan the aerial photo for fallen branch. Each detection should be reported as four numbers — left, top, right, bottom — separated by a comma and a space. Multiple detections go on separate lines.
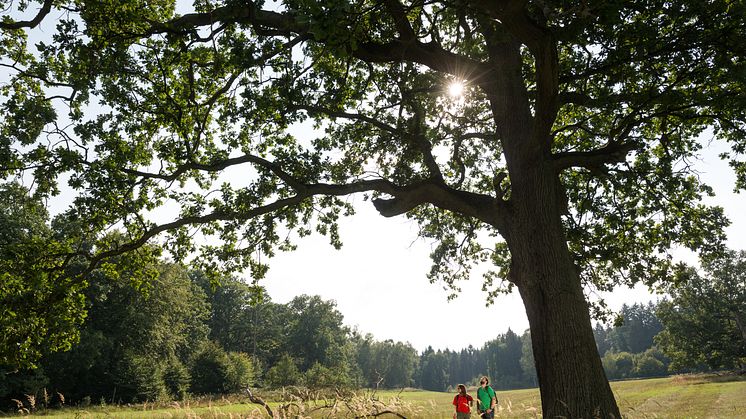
245, 388, 274, 418
355, 410, 407, 419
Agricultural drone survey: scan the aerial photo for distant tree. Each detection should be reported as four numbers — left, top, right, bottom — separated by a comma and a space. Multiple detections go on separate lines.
491, 329, 524, 389
419, 348, 450, 391
192, 272, 288, 368
190, 342, 254, 394
265, 354, 302, 388
0, 366, 48, 407
366, 339, 417, 388
519, 330, 537, 388
351, 332, 375, 387
0, 182, 83, 367
656, 252, 746, 371
163, 355, 191, 400
225, 352, 255, 393
593, 323, 611, 356
41, 262, 209, 402
608, 302, 663, 354
190, 341, 232, 395
632, 348, 668, 377
114, 350, 169, 401
446, 346, 479, 386
483, 339, 499, 385
192, 272, 259, 351
601, 351, 634, 380
460, 345, 480, 385
286, 295, 350, 372
304, 361, 350, 389
481, 329, 525, 389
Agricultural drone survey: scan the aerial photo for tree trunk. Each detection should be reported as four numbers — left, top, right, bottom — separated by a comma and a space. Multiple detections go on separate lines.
479, 27, 619, 415
517, 262, 620, 418
503, 163, 621, 418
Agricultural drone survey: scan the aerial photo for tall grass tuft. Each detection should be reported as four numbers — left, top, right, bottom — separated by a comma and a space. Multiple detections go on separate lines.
42, 388, 49, 409
26, 394, 36, 412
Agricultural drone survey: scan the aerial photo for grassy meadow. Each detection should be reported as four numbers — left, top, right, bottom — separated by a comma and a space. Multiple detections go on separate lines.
3, 374, 744, 418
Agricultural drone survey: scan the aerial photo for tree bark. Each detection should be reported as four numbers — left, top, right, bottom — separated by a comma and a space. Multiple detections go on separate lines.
503, 163, 621, 418
517, 261, 620, 418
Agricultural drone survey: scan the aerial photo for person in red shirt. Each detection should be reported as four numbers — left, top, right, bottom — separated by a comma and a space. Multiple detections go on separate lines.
452, 384, 474, 419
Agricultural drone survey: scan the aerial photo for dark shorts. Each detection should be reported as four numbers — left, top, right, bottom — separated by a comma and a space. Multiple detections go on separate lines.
479, 410, 495, 419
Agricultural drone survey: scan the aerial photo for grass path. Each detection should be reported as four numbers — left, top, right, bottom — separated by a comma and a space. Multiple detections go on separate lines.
4, 375, 744, 418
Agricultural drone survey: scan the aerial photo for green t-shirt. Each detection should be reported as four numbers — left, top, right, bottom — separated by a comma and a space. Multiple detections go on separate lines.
476, 385, 496, 411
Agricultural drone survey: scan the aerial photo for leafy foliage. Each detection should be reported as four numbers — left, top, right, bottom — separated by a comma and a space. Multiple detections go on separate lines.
0, 0, 740, 309
656, 251, 746, 371
3, 260, 211, 403
265, 353, 303, 388
0, 182, 83, 367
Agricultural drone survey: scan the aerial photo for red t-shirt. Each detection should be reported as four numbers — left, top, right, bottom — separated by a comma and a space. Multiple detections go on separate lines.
453, 394, 473, 413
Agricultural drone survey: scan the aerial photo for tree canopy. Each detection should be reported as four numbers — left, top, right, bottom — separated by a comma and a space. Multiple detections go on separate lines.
2, 0, 745, 415
2, 0, 741, 295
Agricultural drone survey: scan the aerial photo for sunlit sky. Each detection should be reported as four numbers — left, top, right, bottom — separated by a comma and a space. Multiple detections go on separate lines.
7, 2, 745, 353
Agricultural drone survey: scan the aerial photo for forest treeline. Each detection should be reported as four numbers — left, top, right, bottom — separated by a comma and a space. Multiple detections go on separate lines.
0, 261, 734, 409
2, 182, 745, 408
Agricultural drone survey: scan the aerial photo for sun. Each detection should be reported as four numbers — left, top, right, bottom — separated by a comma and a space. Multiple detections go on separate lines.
447, 80, 465, 98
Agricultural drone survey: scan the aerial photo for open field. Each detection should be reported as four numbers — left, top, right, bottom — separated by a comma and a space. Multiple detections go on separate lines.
3, 374, 744, 418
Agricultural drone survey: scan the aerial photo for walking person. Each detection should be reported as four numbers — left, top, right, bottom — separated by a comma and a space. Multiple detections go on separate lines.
452, 384, 474, 419
476, 376, 497, 418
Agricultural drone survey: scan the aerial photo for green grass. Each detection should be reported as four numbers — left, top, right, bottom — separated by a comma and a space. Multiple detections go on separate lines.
5, 374, 745, 418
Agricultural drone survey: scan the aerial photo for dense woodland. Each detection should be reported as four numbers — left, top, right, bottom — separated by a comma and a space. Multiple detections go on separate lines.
1, 261, 738, 410
0, 265, 664, 407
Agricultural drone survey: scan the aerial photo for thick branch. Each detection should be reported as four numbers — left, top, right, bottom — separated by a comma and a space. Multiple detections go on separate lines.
469, 0, 559, 137
459, 132, 497, 141
372, 180, 506, 229
120, 153, 504, 228
150, 5, 304, 36
383, 0, 416, 42
0, 0, 53, 30
406, 98, 443, 181
415, 133, 443, 181
354, 39, 493, 86
85, 178, 397, 272
552, 141, 639, 172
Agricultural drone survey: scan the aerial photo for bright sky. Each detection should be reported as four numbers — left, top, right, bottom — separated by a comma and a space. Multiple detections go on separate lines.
260, 138, 746, 351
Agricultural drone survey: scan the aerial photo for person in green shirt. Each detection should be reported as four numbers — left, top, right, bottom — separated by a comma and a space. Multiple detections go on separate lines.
476, 376, 497, 418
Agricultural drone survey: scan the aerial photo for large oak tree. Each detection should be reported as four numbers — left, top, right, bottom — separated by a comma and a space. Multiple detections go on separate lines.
2, 0, 745, 416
